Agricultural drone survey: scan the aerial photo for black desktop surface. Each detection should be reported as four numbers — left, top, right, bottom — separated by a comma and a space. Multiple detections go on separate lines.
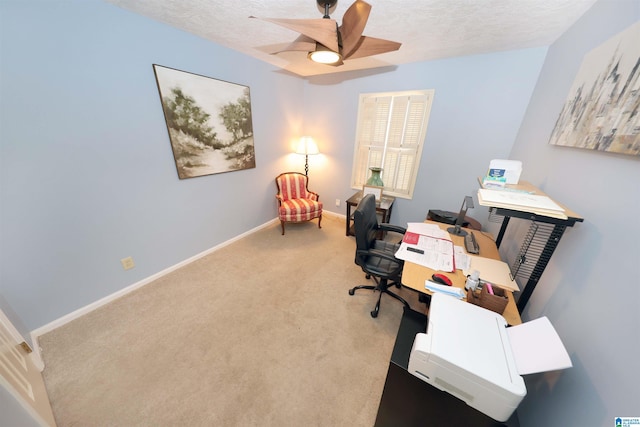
390, 307, 427, 370
374, 307, 519, 427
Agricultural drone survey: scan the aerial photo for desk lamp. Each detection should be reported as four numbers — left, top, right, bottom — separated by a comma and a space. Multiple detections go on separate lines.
295, 136, 319, 176
448, 196, 474, 237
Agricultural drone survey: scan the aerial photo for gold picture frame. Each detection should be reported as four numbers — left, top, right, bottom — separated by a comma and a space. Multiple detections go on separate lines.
362, 185, 383, 200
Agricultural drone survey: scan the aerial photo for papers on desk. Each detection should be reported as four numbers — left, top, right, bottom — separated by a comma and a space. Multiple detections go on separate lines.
454, 246, 471, 271
463, 256, 519, 292
406, 222, 450, 239
395, 227, 455, 272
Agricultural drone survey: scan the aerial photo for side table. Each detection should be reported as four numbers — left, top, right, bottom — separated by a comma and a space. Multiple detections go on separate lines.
345, 191, 396, 237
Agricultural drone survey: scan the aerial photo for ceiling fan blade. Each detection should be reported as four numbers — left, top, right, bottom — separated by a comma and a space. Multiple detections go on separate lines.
250, 17, 339, 53
343, 36, 401, 60
339, 0, 371, 58
267, 35, 317, 54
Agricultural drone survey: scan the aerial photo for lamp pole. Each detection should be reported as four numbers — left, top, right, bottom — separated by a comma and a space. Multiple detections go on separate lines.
296, 136, 319, 177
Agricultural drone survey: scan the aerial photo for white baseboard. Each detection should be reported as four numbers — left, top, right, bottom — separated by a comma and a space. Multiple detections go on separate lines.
322, 210, 345, 220
29, 218, 280, 366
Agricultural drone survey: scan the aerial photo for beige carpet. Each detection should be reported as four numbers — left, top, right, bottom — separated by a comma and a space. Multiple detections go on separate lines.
38, 215, 425, 426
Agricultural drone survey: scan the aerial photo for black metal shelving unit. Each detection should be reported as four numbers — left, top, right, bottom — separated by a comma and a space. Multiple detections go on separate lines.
489, 205, 583, 313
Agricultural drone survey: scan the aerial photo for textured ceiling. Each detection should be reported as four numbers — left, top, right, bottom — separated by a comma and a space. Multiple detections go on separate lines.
105, 0, 598, 77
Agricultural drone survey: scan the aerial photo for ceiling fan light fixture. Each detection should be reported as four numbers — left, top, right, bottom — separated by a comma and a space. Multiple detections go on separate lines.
308, 44, 342, 64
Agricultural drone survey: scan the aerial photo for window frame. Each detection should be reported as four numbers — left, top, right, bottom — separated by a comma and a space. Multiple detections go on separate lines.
350, 89, 434, 199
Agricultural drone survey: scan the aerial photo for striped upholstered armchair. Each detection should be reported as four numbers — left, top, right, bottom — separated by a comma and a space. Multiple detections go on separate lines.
275, 172, 323, 235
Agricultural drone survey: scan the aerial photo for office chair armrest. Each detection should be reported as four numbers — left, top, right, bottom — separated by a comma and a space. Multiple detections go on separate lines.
357, 248, 403, 267
379, 224, 407, 235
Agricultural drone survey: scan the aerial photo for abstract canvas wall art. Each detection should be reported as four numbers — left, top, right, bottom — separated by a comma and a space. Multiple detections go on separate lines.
549, 21, 639, 156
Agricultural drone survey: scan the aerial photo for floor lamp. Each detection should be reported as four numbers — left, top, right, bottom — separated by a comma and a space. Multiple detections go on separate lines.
295, 136, 319, 176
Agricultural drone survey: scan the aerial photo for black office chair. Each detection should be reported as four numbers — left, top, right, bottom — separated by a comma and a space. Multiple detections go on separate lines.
348, 194, 411, 318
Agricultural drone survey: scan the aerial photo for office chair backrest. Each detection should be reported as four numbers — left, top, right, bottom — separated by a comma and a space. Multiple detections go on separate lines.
354, 194, 380, 255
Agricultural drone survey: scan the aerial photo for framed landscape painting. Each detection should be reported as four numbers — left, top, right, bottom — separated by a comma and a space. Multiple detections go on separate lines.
153, 64, 256, 179
548, 21, 640, 156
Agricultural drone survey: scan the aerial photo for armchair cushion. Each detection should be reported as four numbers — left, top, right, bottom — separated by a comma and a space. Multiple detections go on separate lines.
278, 198, 322, 222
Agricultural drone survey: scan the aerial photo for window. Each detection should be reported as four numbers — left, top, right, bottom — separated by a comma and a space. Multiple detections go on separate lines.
350, 90, 434, 199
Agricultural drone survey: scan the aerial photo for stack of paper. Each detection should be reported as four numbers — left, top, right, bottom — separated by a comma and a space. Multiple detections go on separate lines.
478, 188, 567, 219
424, 281, 466, 299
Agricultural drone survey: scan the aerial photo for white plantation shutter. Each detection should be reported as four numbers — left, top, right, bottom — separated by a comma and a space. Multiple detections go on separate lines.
351, 90, 434, 199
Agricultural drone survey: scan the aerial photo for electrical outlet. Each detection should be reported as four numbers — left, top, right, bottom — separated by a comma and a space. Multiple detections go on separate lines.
335, 199, 340, 207
121, 256, 135, 270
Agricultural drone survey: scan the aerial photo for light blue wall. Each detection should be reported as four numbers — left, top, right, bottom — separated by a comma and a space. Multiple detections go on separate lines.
507, 1, 640, 426
303, 49, 547, 227
0, 0, 305, 330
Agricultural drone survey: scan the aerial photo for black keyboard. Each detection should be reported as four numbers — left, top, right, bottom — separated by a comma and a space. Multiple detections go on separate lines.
464, 232, 480, 254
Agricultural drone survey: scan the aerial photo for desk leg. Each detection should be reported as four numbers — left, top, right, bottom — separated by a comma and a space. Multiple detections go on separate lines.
516, 224, 567, 313
496, 216, 511, 248
346, 204, 352, 236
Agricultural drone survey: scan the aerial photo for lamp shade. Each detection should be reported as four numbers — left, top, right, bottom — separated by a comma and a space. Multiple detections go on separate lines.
295, 137, 319, 155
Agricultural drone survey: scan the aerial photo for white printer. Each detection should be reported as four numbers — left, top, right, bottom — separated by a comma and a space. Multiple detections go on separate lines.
408, 293, 571, 422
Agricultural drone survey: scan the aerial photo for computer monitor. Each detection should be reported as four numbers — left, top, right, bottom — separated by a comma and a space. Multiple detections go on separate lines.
447, 195, 474, 237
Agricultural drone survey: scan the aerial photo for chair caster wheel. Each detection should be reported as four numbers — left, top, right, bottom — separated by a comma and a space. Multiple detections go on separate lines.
370, 310, 379, 318
365, 274, 371, 279
348, 289, 355, 295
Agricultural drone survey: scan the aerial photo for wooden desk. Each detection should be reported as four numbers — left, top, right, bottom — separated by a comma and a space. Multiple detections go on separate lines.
401, 221, 522, 326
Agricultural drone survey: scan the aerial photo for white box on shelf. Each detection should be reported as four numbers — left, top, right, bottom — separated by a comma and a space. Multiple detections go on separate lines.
488, 159, 522, 184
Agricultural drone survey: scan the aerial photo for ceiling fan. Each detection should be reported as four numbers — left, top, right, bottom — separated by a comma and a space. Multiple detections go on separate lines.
250, 0, 401, 66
